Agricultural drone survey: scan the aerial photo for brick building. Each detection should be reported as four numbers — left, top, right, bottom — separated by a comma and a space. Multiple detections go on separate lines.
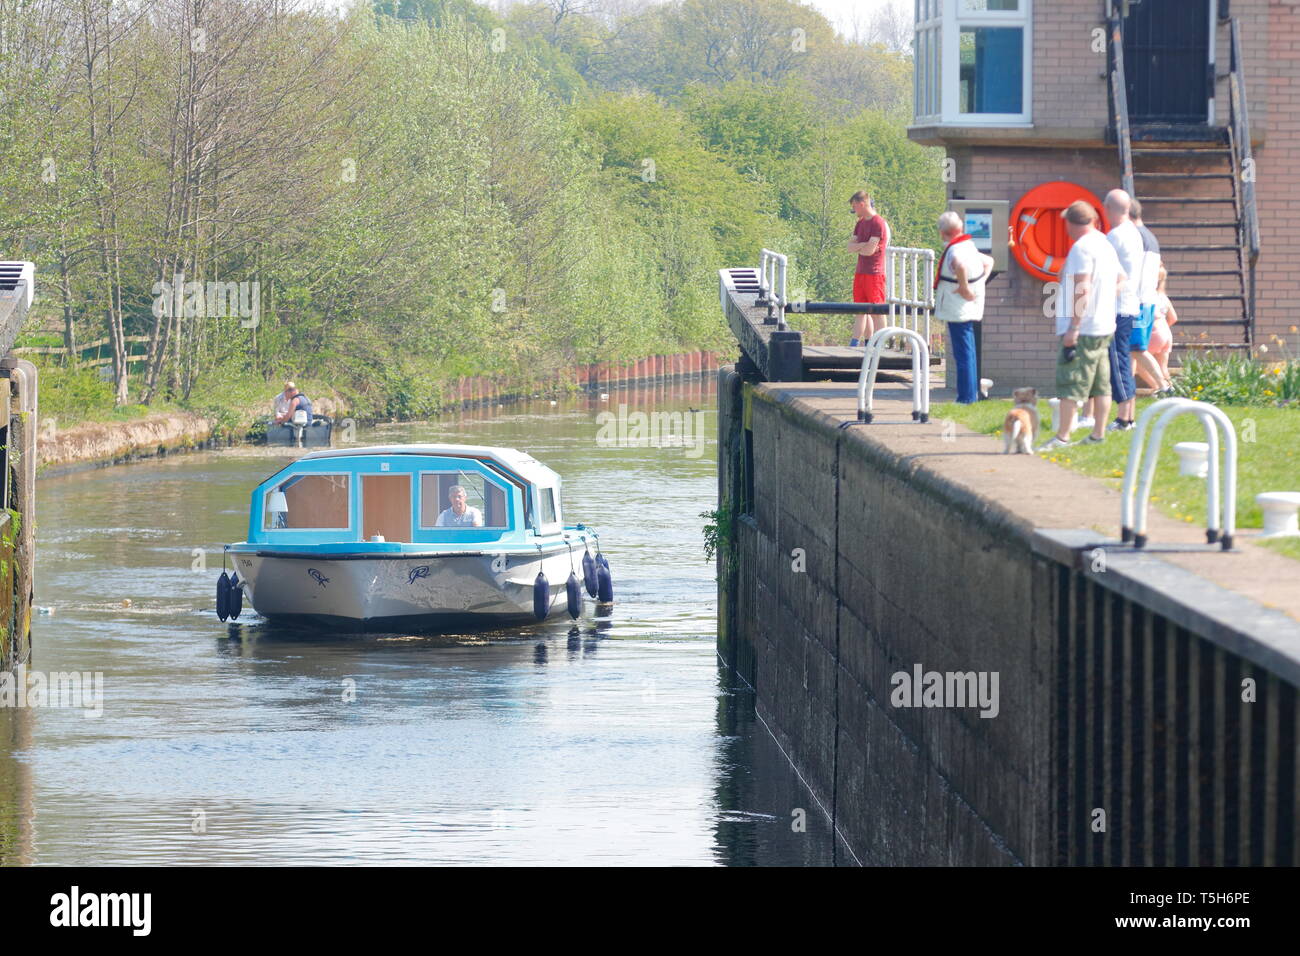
909, 0, 1289, 392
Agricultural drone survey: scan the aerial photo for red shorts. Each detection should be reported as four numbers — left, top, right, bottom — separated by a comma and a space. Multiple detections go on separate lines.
853, 273, 886, 304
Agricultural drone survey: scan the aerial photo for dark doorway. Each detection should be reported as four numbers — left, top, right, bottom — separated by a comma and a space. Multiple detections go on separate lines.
1123, 0, 1211, 124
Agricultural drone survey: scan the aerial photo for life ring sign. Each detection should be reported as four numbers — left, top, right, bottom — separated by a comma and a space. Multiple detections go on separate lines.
1010, 182, 1110, 284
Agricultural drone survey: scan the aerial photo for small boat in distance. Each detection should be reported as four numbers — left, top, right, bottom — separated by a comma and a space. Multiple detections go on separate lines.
263, 409, 333, 448
215, 444, 613, 631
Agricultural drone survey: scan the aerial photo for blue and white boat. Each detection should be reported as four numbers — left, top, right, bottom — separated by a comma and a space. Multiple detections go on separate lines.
215, 444, 612, 631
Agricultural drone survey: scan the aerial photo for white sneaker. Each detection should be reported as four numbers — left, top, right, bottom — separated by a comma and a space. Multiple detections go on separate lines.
1074, 415, 1095, 431
1037, 436, 1073, 453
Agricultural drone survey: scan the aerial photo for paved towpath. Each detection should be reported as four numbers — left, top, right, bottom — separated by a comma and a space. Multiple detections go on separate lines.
762, 377, 1300, 626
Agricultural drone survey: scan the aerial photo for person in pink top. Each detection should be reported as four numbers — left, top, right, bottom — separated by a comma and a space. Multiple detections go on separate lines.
1143, 266, 1178, 388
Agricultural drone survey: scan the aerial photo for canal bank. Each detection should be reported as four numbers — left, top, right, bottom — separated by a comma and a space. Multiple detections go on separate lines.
37, 412, 217, 476
33, 351, 724, 474
717, 367, 1300, 866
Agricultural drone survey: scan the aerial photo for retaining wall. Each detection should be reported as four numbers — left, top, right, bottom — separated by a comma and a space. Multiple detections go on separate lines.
717, 366, 1300, 865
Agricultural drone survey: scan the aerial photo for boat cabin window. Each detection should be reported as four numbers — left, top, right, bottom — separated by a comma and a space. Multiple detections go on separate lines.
539, 487, 558, 525
419, 472, 509, 529
264, 474, 351, 530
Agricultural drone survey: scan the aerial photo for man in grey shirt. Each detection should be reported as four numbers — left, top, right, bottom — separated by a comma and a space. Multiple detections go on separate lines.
436, 485, 484, 527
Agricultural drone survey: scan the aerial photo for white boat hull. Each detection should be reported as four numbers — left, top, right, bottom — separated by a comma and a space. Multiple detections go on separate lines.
230, 549, 583, 631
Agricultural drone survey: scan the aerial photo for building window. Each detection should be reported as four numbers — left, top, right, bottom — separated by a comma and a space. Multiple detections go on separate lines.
914, 0, 1032, 126
959, 27, 1024, 114
915, 0, 942, 122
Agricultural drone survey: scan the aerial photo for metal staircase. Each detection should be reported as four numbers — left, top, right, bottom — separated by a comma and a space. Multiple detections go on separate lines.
1110, 15, 1259, 351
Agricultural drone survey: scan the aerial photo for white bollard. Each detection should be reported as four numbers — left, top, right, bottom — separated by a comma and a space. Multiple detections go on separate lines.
1174, 442, 1210, 479
1048, 397, 1088, 434
1257, 492, 1300, 537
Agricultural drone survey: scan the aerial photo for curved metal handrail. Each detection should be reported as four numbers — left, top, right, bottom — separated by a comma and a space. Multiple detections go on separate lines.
759, 249, 789, 329
843, 325, 930, 426
1121, 397, 1237, 550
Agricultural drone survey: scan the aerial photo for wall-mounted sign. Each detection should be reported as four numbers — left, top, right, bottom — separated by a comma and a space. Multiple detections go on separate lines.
949, 200, 1009, 272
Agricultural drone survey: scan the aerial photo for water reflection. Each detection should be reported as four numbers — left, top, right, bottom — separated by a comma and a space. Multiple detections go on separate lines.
3, 380, 834, 865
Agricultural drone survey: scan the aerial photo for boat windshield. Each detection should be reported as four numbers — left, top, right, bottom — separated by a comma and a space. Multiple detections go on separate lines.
419, 471, 509, 529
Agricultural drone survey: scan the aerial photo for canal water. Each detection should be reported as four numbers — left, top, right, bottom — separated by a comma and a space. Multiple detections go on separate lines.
0, 380, 835, 865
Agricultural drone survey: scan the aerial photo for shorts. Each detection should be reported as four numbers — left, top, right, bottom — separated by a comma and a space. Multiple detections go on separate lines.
1056, 334, 1113, 403
853, 273, 886, 304
1130, 303, 1156, 351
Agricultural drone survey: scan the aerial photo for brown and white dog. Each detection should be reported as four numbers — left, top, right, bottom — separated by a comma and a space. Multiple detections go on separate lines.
1002, 387, 1039, 454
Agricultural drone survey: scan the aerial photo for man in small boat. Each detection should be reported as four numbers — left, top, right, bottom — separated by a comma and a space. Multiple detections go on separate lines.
436, 485, 484, 527
273, 383, 314, 425
273, 381, 297, 424
292, 387, 313, 420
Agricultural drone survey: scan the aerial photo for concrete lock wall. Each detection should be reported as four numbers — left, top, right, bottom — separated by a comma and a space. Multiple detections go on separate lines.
0, 359, 37, 670
716, 366, 1300, 866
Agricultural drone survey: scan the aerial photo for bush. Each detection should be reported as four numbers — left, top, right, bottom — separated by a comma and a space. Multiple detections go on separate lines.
34, 362, 120, 425
1175, 353, 1300, 408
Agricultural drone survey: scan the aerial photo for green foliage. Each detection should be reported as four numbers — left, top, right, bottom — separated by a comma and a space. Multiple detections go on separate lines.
1175, 354, 1300, 407
6, 0, 932, 419
33, 362, 119, 424
701, 504, 737, 576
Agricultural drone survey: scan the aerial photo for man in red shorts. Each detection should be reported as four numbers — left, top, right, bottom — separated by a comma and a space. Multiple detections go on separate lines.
847, 190, 890, 346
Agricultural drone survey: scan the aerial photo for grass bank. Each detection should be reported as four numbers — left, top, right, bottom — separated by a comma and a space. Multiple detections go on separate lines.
932, 398, 1300, 562
31, 360, 342, 439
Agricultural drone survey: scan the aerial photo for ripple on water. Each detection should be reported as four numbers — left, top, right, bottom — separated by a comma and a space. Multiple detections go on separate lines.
8, 390, 833, 865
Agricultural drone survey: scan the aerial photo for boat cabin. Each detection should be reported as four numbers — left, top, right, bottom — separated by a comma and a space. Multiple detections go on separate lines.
246, 444, 565, 549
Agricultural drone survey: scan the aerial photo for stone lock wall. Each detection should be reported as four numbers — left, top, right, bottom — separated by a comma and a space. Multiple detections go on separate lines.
717, 366, 1300, 866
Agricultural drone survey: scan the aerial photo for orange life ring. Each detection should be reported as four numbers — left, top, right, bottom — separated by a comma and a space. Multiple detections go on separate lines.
1010, 183, 1110, 283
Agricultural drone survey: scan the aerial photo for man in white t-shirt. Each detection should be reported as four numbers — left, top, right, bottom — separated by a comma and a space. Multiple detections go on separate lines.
1104, 189, 1143, 430
273, 381, 296, 423
1039, 201, 1125, 451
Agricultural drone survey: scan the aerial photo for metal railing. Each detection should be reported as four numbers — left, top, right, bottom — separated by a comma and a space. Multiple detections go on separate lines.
1108, 13, 1136, 198
841, 325, 931, 426
1121, 398, 1238, 550
885, 247, 935, 344
758, 249, 789, 329
1229, 17, 1260, 345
